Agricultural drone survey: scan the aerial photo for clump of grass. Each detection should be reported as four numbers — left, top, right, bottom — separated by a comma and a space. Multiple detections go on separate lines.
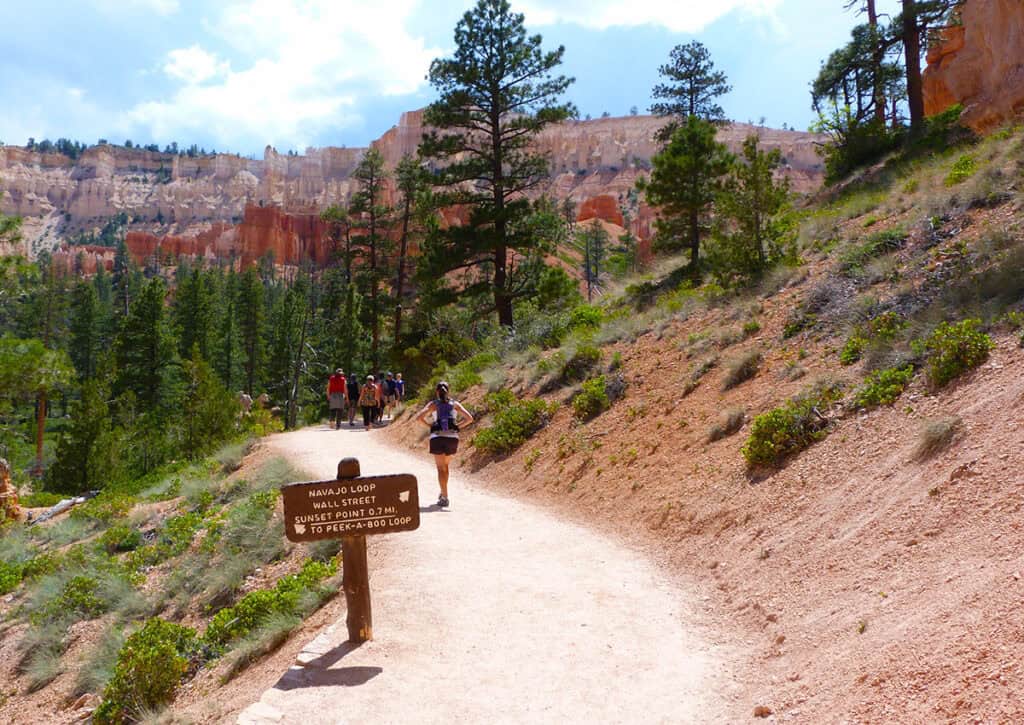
722, 350, 762, 391
914, 416, 962, 461
214, 439, 255, 473
683, 356, 718, 396
560, 345, 602, 384
707, 408, 745, 442
250, 458, 305, 492
74, 624, 126, 697
220, 611, 301, 682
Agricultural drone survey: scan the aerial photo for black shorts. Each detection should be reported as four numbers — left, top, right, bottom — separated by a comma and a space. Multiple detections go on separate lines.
429, 436, 459, 455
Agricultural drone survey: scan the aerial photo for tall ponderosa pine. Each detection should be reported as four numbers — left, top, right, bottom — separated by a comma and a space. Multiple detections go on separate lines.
640, 116, 733, 268
350, 148, 391, 370
180, 348, 238, 458
44, 377, 123, 495
420, 0, 575, 327
69, 280, 103, 379
237, 266, 265, 395
575, 219, 610, 302
710, 135, 793, 282
650, 41, 732, 140
214, 269, 242, 392
393, 154, 426, 352
115, 276, 177, 411
174, 267, 216, 361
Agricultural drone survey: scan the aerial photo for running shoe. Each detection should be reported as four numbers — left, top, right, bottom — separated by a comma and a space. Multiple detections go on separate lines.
437, 495, 449, 508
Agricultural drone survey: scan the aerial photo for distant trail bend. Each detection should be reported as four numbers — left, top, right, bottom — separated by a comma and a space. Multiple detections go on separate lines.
238, 425, 738, 724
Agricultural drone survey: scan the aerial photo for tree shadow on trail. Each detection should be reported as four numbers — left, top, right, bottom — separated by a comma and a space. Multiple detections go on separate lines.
273, 641, 383, 691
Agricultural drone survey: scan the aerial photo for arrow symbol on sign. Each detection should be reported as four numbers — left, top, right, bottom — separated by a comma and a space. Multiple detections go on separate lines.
398, 491, 410, 503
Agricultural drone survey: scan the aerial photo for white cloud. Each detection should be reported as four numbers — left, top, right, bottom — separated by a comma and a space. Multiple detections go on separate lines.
517, 0, 783, 33
93, 0, 180, 16
163, 46, 228, 84
126, 0, 440, 150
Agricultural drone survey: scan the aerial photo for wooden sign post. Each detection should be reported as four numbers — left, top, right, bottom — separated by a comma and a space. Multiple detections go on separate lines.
281, 457, 419, 643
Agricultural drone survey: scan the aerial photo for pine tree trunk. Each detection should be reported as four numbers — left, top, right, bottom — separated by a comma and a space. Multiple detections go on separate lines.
393, 196, 412, 353
689, 210, 700, 268
903, 0, 925, 135
867, 0, 887, 127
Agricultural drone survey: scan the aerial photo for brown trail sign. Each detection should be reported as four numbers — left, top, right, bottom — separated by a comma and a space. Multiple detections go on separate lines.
282, 458, 419, 642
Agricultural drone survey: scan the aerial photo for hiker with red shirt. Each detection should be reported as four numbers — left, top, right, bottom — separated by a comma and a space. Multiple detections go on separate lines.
326, 368, 347, 430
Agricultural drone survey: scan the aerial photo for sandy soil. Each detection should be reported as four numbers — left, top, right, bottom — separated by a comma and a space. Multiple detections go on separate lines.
235, 424, 742, 724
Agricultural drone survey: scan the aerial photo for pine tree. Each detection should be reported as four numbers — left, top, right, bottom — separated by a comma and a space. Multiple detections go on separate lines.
710, 135, 794, 283
420, 0, 575, 327
237, 266, 265, 395
179, 347, 238, 457
115, 276, 177, 412
69, 280, 102, 379
574, 220, 610, 302
639, 116, 733, 268
350, 148, 391, 371
213, 269, 242, 392
650, 41, 732, 140
174, 268, 216, 360
44, 377, 123, 494
393, 154, 426, 353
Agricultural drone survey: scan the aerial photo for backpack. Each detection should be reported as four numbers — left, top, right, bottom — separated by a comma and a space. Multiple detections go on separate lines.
430, 399, 460, 433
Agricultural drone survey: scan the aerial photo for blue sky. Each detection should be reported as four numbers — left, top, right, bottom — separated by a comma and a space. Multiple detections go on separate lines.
0, 0, 903, 157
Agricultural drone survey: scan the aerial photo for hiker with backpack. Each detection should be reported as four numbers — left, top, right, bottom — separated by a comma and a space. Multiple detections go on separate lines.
383, 372, 398, 420
415, 381, 474, 508
358, 375, 379, 429
346, 373, 360, 426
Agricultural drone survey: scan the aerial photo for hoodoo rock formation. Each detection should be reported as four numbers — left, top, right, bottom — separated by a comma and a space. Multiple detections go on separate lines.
923, 0, 1024, 133
1, 111, 825, 267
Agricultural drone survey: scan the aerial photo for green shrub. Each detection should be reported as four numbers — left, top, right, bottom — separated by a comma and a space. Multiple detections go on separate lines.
567, 304, 603, 331
945, 154, 977, 186
0, 560, 22, 594
473, 400, 557, 455
867, 311, 905, 341
94, 618, 202, 725
573, 377, 611, 421
853, 365, 914, 409
20, 492, 64, 508
742, 383, 843, 466
922, 319, 994, 389
70, 493, 135, 525
482, 389, 516, 413
203, 559, 336, 647
160, 512, 204, 556
742, 320, 761, 337
561, 345, 602, 383
35, 575, 107, 623
99, 524, 142, 555
839, 334, 867, 365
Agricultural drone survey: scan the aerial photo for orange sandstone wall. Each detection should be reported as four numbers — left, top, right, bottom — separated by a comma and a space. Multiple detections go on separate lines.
923, 0, 1024, 133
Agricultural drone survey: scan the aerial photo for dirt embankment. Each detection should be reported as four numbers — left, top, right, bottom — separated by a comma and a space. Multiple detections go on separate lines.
388, 322, 1024, 722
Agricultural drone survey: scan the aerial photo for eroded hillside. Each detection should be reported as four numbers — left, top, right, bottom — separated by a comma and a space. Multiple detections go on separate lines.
388, 125, 1024, 722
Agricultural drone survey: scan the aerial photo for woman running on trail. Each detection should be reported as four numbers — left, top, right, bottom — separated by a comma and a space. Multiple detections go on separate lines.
415, 381, 474, 509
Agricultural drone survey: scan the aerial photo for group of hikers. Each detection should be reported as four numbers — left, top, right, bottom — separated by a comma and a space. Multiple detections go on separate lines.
326, 369, 405, 429
325, 369, 474, 509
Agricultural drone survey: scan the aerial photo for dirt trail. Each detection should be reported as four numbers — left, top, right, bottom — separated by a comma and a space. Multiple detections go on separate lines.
237, 425, 740, 724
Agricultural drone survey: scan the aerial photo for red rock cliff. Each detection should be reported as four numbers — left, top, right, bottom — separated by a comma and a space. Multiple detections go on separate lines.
923, 0, 1024, 133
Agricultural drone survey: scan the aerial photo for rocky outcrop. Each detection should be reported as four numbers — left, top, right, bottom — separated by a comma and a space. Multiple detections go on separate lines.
923, 0, 1024, 133
2, 110, 825, 264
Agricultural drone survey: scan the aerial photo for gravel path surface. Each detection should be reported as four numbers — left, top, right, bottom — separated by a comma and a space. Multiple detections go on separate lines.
237, 424, 736, 724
